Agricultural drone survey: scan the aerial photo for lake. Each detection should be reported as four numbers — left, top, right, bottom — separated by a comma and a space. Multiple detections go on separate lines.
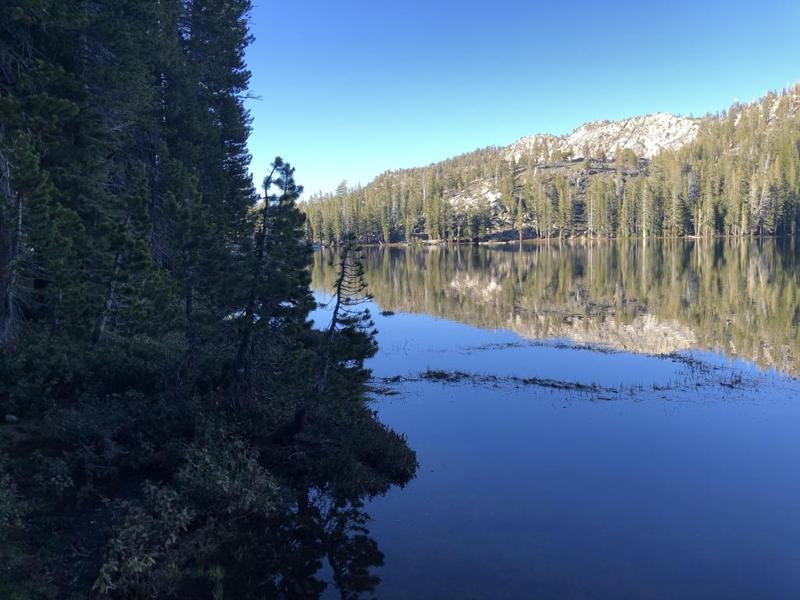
311, 238, 800, 599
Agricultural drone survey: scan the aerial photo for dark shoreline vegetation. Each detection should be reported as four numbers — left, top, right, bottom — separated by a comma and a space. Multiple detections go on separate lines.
301, 85, 800, 245
0, 3, 415, 598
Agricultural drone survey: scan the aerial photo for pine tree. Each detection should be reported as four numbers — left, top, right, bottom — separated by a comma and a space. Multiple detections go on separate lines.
0, 4, 417, 596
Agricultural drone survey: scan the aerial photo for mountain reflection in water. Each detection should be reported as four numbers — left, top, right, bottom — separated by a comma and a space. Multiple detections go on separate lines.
313, 238, 800, 377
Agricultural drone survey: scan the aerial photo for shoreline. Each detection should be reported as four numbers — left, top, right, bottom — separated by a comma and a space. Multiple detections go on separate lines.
313, 233, 798, 249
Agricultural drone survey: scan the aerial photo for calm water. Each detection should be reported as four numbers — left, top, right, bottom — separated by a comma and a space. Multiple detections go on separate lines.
311, 239, 800, 599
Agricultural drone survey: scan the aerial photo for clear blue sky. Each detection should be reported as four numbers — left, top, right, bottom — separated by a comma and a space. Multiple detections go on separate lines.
244, 0, 800, 196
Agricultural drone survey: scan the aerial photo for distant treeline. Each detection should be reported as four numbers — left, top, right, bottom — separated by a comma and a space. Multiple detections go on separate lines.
302, 86, 800, 243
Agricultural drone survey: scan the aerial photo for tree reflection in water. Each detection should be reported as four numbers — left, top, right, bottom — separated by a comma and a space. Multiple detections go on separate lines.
314, 238, 800, 377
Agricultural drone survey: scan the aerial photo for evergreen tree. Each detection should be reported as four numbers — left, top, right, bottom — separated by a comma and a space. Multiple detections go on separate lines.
0, 4, 416, 596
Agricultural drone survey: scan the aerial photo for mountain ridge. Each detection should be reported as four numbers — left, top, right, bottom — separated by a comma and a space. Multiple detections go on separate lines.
505, 112, 701, 163
303, 84, 800, 243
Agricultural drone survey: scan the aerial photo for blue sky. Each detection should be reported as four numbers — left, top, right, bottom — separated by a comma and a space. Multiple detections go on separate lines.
244, 0, 800, 196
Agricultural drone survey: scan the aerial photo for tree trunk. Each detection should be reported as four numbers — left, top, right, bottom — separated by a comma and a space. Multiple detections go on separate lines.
315, 245, 349, 393
0, 151, 22, 348
232, 166, 278, 381
92, 249, 122, 344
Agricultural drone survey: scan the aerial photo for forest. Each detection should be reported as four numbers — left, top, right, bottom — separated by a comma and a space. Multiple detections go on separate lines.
303, 86, 800, 243
0, 2, 415, 597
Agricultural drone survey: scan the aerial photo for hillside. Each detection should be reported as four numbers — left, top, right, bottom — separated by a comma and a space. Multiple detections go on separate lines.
505, 112, 700, 162
302, 85, 800, 243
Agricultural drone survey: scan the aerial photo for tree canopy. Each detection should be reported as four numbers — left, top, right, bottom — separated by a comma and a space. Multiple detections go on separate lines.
0, 2, 415, 597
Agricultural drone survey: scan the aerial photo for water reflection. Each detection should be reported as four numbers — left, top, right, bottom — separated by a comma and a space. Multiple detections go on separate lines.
222, 460, 412, 599
259, 495, 383, 599
313, 238, 800, 376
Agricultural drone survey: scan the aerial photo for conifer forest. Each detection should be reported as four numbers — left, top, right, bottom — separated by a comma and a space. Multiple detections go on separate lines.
2, 1, 800, 599
0, 3, 415, 597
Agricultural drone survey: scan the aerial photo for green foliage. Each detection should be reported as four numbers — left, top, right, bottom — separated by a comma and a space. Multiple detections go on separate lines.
0, 453, 26, 531
303, 85, 800, 242
0, 2, 417, 597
